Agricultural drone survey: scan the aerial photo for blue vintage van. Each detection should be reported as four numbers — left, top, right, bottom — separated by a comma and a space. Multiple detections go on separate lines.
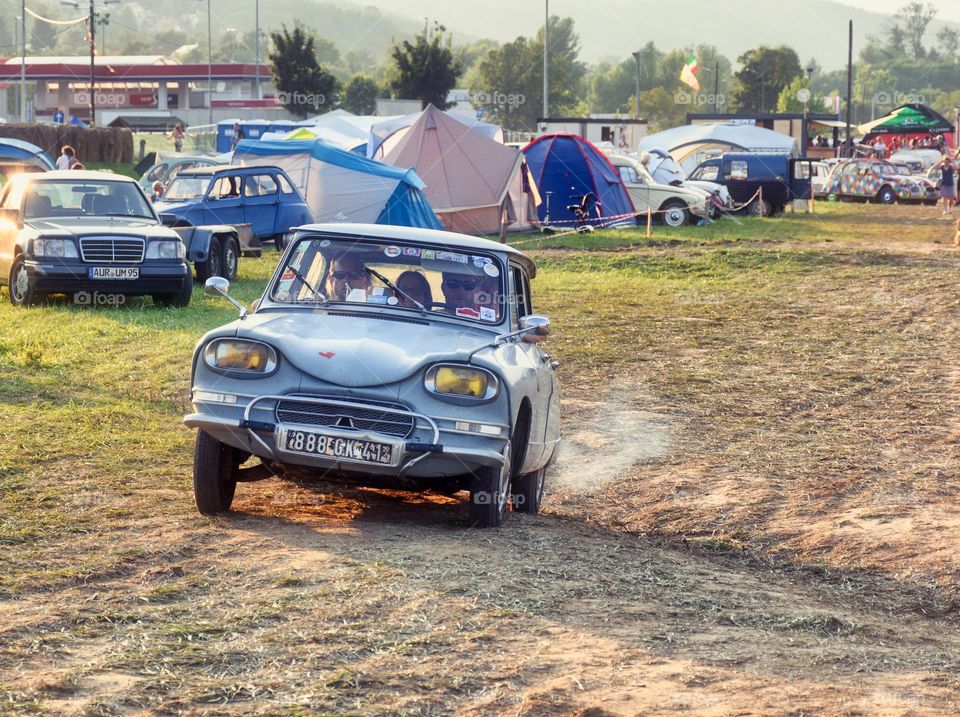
689, 153, 813, 216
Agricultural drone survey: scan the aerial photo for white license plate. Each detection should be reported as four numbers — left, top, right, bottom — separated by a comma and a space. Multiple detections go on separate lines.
88, 267, 140, 280
279, 427, 397, 466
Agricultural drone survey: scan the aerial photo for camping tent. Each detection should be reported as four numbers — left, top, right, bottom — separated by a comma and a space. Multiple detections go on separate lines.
521, 133, 635, 227
638, 123, 798, 173
233, 138, 442, 230
0, 138, 55, 170
368, 110, 503, 160
381, 104, 538, 235
858, 103, 954, 138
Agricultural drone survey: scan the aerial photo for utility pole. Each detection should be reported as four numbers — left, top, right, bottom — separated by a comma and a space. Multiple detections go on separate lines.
632, 51, 641, 119
542, 0, 548, 122
19, 0, 26, 122
713, 61, 719, 113
255, 0, 261, 99
88, 0, 95, 125
845, 20, 853, 157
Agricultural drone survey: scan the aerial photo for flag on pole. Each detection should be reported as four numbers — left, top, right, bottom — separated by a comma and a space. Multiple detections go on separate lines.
680, 54, 700, 92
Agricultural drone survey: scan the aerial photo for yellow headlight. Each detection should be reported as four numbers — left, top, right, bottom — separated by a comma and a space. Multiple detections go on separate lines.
205, 340, 276, 372
433, 366, 489, 397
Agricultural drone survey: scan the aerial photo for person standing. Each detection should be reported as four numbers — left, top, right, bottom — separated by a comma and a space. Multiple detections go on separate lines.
56, 145, 78, 170
170, 123, 185, 153
939, 155, 956, 216
230, 122, 245, 151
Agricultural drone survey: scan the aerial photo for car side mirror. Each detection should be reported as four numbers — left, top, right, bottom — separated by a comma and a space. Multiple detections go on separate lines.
204, 276, 248, 319
0, 208, 20, 226
158, 213, 177, 226
520, 315, 551, 343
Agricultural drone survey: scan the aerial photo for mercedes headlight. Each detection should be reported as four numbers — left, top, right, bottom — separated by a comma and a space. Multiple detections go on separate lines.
146, 240, 186, 260
32, 238, 78, 258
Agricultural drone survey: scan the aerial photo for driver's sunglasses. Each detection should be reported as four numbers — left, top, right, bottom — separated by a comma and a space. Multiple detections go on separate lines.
443, 279, 479, 291
332, 270, 365, 280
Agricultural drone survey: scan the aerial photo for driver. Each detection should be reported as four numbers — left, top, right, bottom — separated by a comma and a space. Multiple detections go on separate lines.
326, 254, 370, 301
441, 271, 482, 312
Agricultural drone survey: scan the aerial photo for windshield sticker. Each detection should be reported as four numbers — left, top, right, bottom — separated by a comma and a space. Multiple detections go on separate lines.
437, 251, 468, 264
281, 268, 296, 281
456, 307, 480, 319
402, 246, 421, 257
387, 296, 399, 305
368, 294, 388, 305
346, 288, 368, 303
319, 239, 330, 248
384, 245, 401, 258
420, 249, 436, 260
295, 242, 309, 253
480, 307, 496, 321
483, 263, 500, 278
472, 256, 491, 268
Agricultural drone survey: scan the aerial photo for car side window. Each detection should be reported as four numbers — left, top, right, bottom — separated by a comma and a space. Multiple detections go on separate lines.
2, 182, 24, 210
277, 174, 297, 195
510, 264, 532, 329
210, 175, 241, 200
725, 160, 749, 181
618, 166, 639, 184
244, 174, 279, 197
169, 162, 196, 181
147, 165, 167, 183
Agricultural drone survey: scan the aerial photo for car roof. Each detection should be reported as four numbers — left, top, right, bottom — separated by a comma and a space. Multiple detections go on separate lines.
177, 164, 278, 176
295, 223, 537, 275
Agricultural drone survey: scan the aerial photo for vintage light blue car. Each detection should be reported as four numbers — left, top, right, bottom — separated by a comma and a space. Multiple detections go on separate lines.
184, 224, 560, 527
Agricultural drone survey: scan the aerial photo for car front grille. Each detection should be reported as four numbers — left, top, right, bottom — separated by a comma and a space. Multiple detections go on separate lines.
276, 396, 415, 438
79, 237, 145, 263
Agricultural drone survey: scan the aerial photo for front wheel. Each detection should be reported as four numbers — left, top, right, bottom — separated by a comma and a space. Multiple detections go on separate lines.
8, 256, 42, 307
193, 429, 239, 514
512, 466, 546, 514
194, 236, 222, 282
876, 186, 897, 205
660, 200, 689, 227
153, 270, 193, 308
469, 444, 511, 528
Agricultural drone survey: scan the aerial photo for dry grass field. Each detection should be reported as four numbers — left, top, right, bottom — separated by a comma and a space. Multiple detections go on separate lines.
3, 203, 960, 715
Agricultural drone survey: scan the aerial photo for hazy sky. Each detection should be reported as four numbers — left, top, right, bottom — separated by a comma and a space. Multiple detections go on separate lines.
838, 0, 960, 23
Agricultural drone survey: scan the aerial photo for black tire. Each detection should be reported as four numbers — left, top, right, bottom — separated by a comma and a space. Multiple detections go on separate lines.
221, 236, 239, 281
512, 466, 546, 514
747, 198, 771, 217
193, 429, 239, 515
8, 255, 42, 307
469, 443, 511, 528
275, 232, 293, 251
660, 200, 689, 227
194, 236, 222, 282
876, 186, 897, 205
152, 270, 193, 308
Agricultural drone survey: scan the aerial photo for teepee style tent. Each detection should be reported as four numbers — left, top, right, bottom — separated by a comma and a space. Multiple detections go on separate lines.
233, 139, 442, 230
521, 134, 635, 227
368, 110, 504, 160
381, 105, 538, 235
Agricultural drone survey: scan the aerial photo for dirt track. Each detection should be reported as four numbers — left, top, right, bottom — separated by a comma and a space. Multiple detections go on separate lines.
5, 218, 960, 715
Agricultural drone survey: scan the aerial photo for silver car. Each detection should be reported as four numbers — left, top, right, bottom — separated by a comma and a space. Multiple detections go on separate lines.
184, 224, 560, 527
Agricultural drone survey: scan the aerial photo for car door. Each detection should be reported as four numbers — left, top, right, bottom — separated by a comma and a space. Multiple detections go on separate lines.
509, 261, 559, 470
617, 165, 651, 213
242, 173, 280, 238
0, 181, 25, 281
203, 173, 244, 226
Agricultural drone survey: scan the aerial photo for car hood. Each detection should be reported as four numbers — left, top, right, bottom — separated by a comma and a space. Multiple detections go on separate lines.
235, 311, 496, 388
26, 216, 175, 238
153, 200, 200, 215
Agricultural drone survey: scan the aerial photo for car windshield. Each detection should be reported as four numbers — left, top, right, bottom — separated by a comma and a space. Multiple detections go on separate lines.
163, 176, 211, 201
690, 165, 718, 181
271, 237, 506, 324
23, 179, 154, 219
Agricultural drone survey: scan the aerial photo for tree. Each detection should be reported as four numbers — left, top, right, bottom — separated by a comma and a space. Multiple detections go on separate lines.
776, 76, 830, 113
340, 74, 379, 114
937, 26, 959, 60
471, 16, 586, 130
732, 46, 803, 113
390, 28, 463, 109
269, 23, 339, 118
30, 14, 58, 53
895, 2, 937, 59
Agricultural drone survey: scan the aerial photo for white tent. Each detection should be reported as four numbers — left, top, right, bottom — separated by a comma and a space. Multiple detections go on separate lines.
638, 123, 799, 173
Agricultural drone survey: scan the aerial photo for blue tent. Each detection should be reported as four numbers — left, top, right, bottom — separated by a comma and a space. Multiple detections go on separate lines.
521, 134, 635, 227
233, 139, 442, 230
0, 138, 55, 170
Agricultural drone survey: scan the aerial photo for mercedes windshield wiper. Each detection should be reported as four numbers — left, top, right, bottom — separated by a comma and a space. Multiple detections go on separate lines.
364, 266, 426, 313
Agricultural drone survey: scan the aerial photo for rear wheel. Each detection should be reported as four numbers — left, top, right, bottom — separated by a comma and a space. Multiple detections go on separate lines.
194, 236, 222, 282
747, 198, 771, 217
193, 429, 239, 514
221, 236, 239, 281
469, 443, 511, 528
